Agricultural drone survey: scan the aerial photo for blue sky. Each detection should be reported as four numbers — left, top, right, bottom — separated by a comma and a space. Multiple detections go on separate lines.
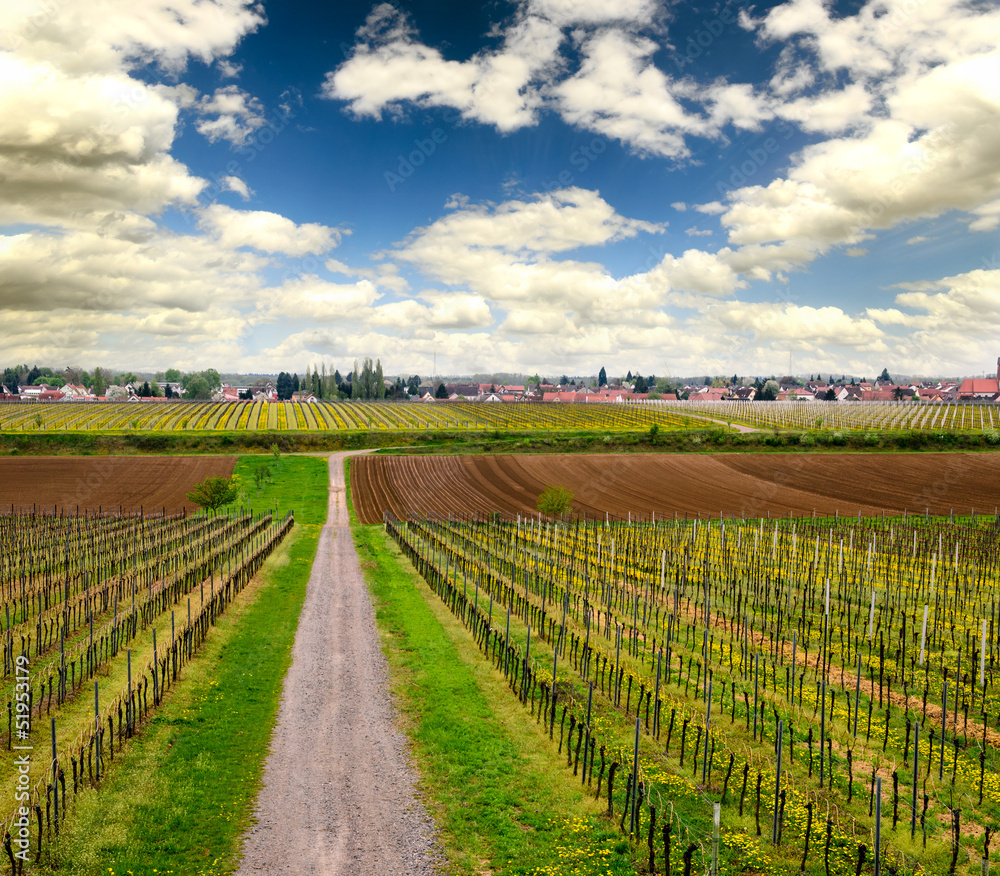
1, 0, 999, 380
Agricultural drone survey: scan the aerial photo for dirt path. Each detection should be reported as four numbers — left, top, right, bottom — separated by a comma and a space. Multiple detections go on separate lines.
678, 412, 758, 432
237, 452, 441, 875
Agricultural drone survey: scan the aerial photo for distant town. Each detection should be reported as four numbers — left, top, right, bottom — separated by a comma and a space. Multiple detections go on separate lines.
3, 360, 1000, 405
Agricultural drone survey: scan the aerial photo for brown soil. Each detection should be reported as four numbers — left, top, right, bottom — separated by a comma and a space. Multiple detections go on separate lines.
351, 452, 1000, 524
0, 455, 237, 513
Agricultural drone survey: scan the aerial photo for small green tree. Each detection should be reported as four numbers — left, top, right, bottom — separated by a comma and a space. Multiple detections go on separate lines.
253, 465, 270, 496
536, 485, 573, 519
186, 475, 240, 513
184, 376, 212, 399
271, 442, 281, 470
759, 379, 780, 401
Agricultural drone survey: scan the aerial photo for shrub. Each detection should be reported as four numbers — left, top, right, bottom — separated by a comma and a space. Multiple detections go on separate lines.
186, 475, 241, 513
536, 485, 573, 519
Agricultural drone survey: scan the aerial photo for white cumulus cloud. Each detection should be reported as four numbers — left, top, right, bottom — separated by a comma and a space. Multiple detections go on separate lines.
197, 205, 343, 256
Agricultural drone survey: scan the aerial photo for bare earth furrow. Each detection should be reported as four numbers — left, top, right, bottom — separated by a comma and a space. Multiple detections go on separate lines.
353, 452, 1000, 524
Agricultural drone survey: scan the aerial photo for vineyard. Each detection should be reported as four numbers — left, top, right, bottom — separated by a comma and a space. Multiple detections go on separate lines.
660, 400, 1000, 434
384, 507, 1000, 875
0, 501, 292, 864
0, 400, 699, 435
5, 400, 1000, 447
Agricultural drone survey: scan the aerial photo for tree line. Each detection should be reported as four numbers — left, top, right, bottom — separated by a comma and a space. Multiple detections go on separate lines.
274, 358, 417, 400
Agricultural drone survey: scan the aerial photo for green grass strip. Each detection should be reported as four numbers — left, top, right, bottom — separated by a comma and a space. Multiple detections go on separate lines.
35, 455, 328, 876
352, 520, 637, 876
7, 427, 1000, 457
235, 452, 329, 524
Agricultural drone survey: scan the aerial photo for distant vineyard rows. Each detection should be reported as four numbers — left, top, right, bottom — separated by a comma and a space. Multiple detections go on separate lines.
660, 399, 1000, 434
4, 399, 998, 436
0, 400, 699, 434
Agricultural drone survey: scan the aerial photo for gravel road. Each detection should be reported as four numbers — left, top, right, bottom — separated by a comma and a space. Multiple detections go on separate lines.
237, 452, 441, 875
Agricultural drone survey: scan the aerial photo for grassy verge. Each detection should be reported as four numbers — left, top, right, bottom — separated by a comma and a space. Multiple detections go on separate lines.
351, 517, 636, 876
3, 427, 1000, 457
36, 455, 329, 875
235, 451, 329, 522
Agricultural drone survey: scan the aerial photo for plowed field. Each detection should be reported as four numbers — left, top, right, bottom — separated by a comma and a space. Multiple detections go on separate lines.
0, 455, 237, 512
351, 452, 1000, 523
